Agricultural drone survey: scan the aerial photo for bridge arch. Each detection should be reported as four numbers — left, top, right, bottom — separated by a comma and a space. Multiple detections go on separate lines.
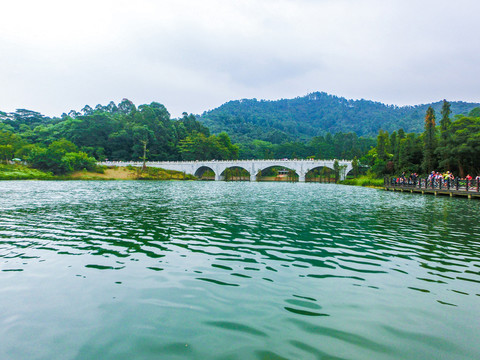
306, 166, 335, 183
256, 165, 300, 181
220, 166, 251, 181
194, 165, 216, 180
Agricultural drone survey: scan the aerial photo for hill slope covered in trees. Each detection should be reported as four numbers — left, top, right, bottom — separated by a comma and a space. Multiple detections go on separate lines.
198, 92, 480, 143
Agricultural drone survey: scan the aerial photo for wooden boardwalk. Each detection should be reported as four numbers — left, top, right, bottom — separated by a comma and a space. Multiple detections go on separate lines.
384, 178, 480, 199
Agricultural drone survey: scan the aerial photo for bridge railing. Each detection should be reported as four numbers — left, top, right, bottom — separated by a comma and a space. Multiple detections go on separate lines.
385, 177, 480, 192
99, 159, 350, 165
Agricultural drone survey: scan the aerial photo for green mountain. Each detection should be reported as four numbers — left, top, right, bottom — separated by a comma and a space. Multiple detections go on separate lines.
198, 92, 480, 143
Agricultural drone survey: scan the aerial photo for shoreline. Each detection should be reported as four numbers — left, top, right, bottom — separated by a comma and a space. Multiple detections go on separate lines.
1, 164, 385, 186
0, 165, 195, 181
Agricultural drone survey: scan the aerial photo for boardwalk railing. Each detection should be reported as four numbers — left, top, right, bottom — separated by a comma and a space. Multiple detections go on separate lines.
385, 177, 480, 192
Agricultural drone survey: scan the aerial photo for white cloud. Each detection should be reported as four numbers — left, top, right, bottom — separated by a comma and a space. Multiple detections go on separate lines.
0, 0, 479, 117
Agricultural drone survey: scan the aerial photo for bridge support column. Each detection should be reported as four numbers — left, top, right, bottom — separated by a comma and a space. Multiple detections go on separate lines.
215, 174, 222, 181
250, 174, 256, 182
299, 173, 306, 182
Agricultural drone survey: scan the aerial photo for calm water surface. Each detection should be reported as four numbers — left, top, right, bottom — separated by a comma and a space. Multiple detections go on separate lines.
1, 181, 479, 360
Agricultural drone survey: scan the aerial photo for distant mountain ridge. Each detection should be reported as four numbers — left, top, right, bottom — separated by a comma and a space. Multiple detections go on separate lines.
198, 92, 480, 143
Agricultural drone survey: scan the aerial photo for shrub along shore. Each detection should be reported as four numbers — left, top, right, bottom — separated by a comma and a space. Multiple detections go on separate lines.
340, 175, 384, 188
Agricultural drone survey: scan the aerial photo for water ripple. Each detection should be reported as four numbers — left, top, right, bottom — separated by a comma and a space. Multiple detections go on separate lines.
1, 181, 479, 360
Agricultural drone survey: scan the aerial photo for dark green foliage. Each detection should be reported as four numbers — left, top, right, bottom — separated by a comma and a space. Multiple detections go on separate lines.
199, 92, 480, 141
397, 133, 423, 173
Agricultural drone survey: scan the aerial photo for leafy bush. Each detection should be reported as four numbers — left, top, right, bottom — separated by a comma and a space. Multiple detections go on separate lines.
341, 175, 384, 187
61, 152, 97, 172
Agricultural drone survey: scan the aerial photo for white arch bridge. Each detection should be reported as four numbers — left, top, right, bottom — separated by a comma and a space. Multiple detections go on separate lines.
100, 159, 353, 182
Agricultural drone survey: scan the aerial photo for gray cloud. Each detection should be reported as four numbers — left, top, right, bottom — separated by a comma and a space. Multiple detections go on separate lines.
1, 0, 479, 118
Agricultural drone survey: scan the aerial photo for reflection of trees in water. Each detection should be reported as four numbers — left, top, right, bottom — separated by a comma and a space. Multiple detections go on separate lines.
370, 196, 480, 279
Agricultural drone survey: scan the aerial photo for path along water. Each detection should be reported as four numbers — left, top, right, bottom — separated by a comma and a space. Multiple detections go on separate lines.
1, 181, 479, 360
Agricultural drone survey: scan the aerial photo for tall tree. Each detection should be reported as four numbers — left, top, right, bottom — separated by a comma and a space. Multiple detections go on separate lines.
440, 99, 451, 137
333, 159, 340, 183
351, 156, 359, 178
422, 106, 437, 173
437, 100, 452, 171
376, 130, 390, 161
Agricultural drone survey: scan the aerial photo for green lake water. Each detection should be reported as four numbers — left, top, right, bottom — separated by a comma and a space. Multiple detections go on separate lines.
1, 181, 479, 360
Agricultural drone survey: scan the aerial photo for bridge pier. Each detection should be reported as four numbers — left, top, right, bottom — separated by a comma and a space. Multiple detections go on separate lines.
250, 174, 256, 182
298, 174, 306, 182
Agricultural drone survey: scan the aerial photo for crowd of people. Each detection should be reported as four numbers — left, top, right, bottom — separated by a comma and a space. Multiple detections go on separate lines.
391, 171, 480, 188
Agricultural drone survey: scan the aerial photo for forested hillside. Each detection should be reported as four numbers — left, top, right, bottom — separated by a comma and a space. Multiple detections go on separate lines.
199, 92, 480, 142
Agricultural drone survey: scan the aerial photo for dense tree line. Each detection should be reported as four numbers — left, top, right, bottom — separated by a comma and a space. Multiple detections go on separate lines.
238, 132, 375, 160
0, 100, 238, 174
365, 101, 480, 177
2, 98, 479, 178
199, 92, 480, 142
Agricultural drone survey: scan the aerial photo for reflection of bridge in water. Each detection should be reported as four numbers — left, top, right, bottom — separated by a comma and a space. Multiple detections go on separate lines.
100, 159, 353, 182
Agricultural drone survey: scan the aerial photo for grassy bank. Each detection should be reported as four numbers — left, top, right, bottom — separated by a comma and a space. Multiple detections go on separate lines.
340, 175, 384, 188
69, 166, 196, 180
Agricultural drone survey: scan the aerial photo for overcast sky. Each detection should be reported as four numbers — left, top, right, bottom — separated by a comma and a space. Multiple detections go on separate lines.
1, 0, 479, 118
